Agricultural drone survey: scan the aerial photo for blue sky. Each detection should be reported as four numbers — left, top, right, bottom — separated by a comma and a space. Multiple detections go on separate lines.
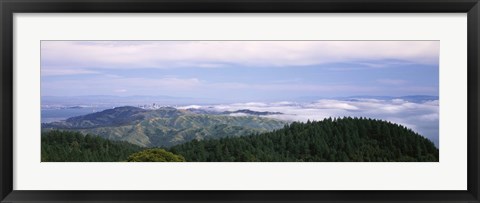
41, 41, 439, 102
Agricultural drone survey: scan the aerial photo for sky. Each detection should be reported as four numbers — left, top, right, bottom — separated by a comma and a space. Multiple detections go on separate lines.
41, 41, 439, 102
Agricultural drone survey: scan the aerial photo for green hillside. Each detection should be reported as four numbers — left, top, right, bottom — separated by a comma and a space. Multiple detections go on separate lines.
170, 117, 439, 162
42, 106, 287, 147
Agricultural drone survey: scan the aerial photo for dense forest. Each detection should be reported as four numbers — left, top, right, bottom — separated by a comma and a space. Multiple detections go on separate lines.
42, 117, 439, 162
170, 117, 439, 162
41, 130, 144, 162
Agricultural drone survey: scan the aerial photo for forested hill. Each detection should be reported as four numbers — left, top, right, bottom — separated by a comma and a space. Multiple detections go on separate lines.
42, 131, 144, 162
170, 117, 439, 162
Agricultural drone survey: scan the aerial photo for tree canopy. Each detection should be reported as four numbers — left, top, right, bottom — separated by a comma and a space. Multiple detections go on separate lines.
42, 117, 439, 162
41, 130, 144, 162
127, 148, 185, 162
170, 117, 439, 162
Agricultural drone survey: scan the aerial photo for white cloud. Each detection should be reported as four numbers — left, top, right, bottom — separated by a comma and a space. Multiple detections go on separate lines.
180, 98, 439, 146
177, 105, 202, 109
419, 113, 439, 121
304, 100, 359, 110
41, 41, 440, 71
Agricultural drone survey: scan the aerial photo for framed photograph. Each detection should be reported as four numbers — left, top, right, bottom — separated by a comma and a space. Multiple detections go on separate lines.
1, 0, 479, 202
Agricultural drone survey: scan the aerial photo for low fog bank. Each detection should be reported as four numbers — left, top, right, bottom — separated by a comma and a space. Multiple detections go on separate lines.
180, 98, 439, 147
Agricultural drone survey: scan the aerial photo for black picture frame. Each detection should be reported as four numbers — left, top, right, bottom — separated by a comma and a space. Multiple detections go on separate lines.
1, 0, 479, 202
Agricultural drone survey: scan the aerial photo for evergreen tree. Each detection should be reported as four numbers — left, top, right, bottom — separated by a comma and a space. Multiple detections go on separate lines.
170, 117, 439, 162
127, 148, 185, 162
41, 130, 144, 162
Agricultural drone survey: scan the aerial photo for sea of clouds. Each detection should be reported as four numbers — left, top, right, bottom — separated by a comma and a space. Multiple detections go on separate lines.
179, 98, 439, 146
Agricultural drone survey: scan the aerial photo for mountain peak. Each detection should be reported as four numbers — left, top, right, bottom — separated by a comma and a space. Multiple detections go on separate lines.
44, 106, 148, 128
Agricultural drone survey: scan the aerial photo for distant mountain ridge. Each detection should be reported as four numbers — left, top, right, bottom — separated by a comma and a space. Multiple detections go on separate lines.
63, 106, 148, 128
224, 109, 283, 116
295, 95, 438, 103
185, 108, 283, 116
43, 106, 287, 147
